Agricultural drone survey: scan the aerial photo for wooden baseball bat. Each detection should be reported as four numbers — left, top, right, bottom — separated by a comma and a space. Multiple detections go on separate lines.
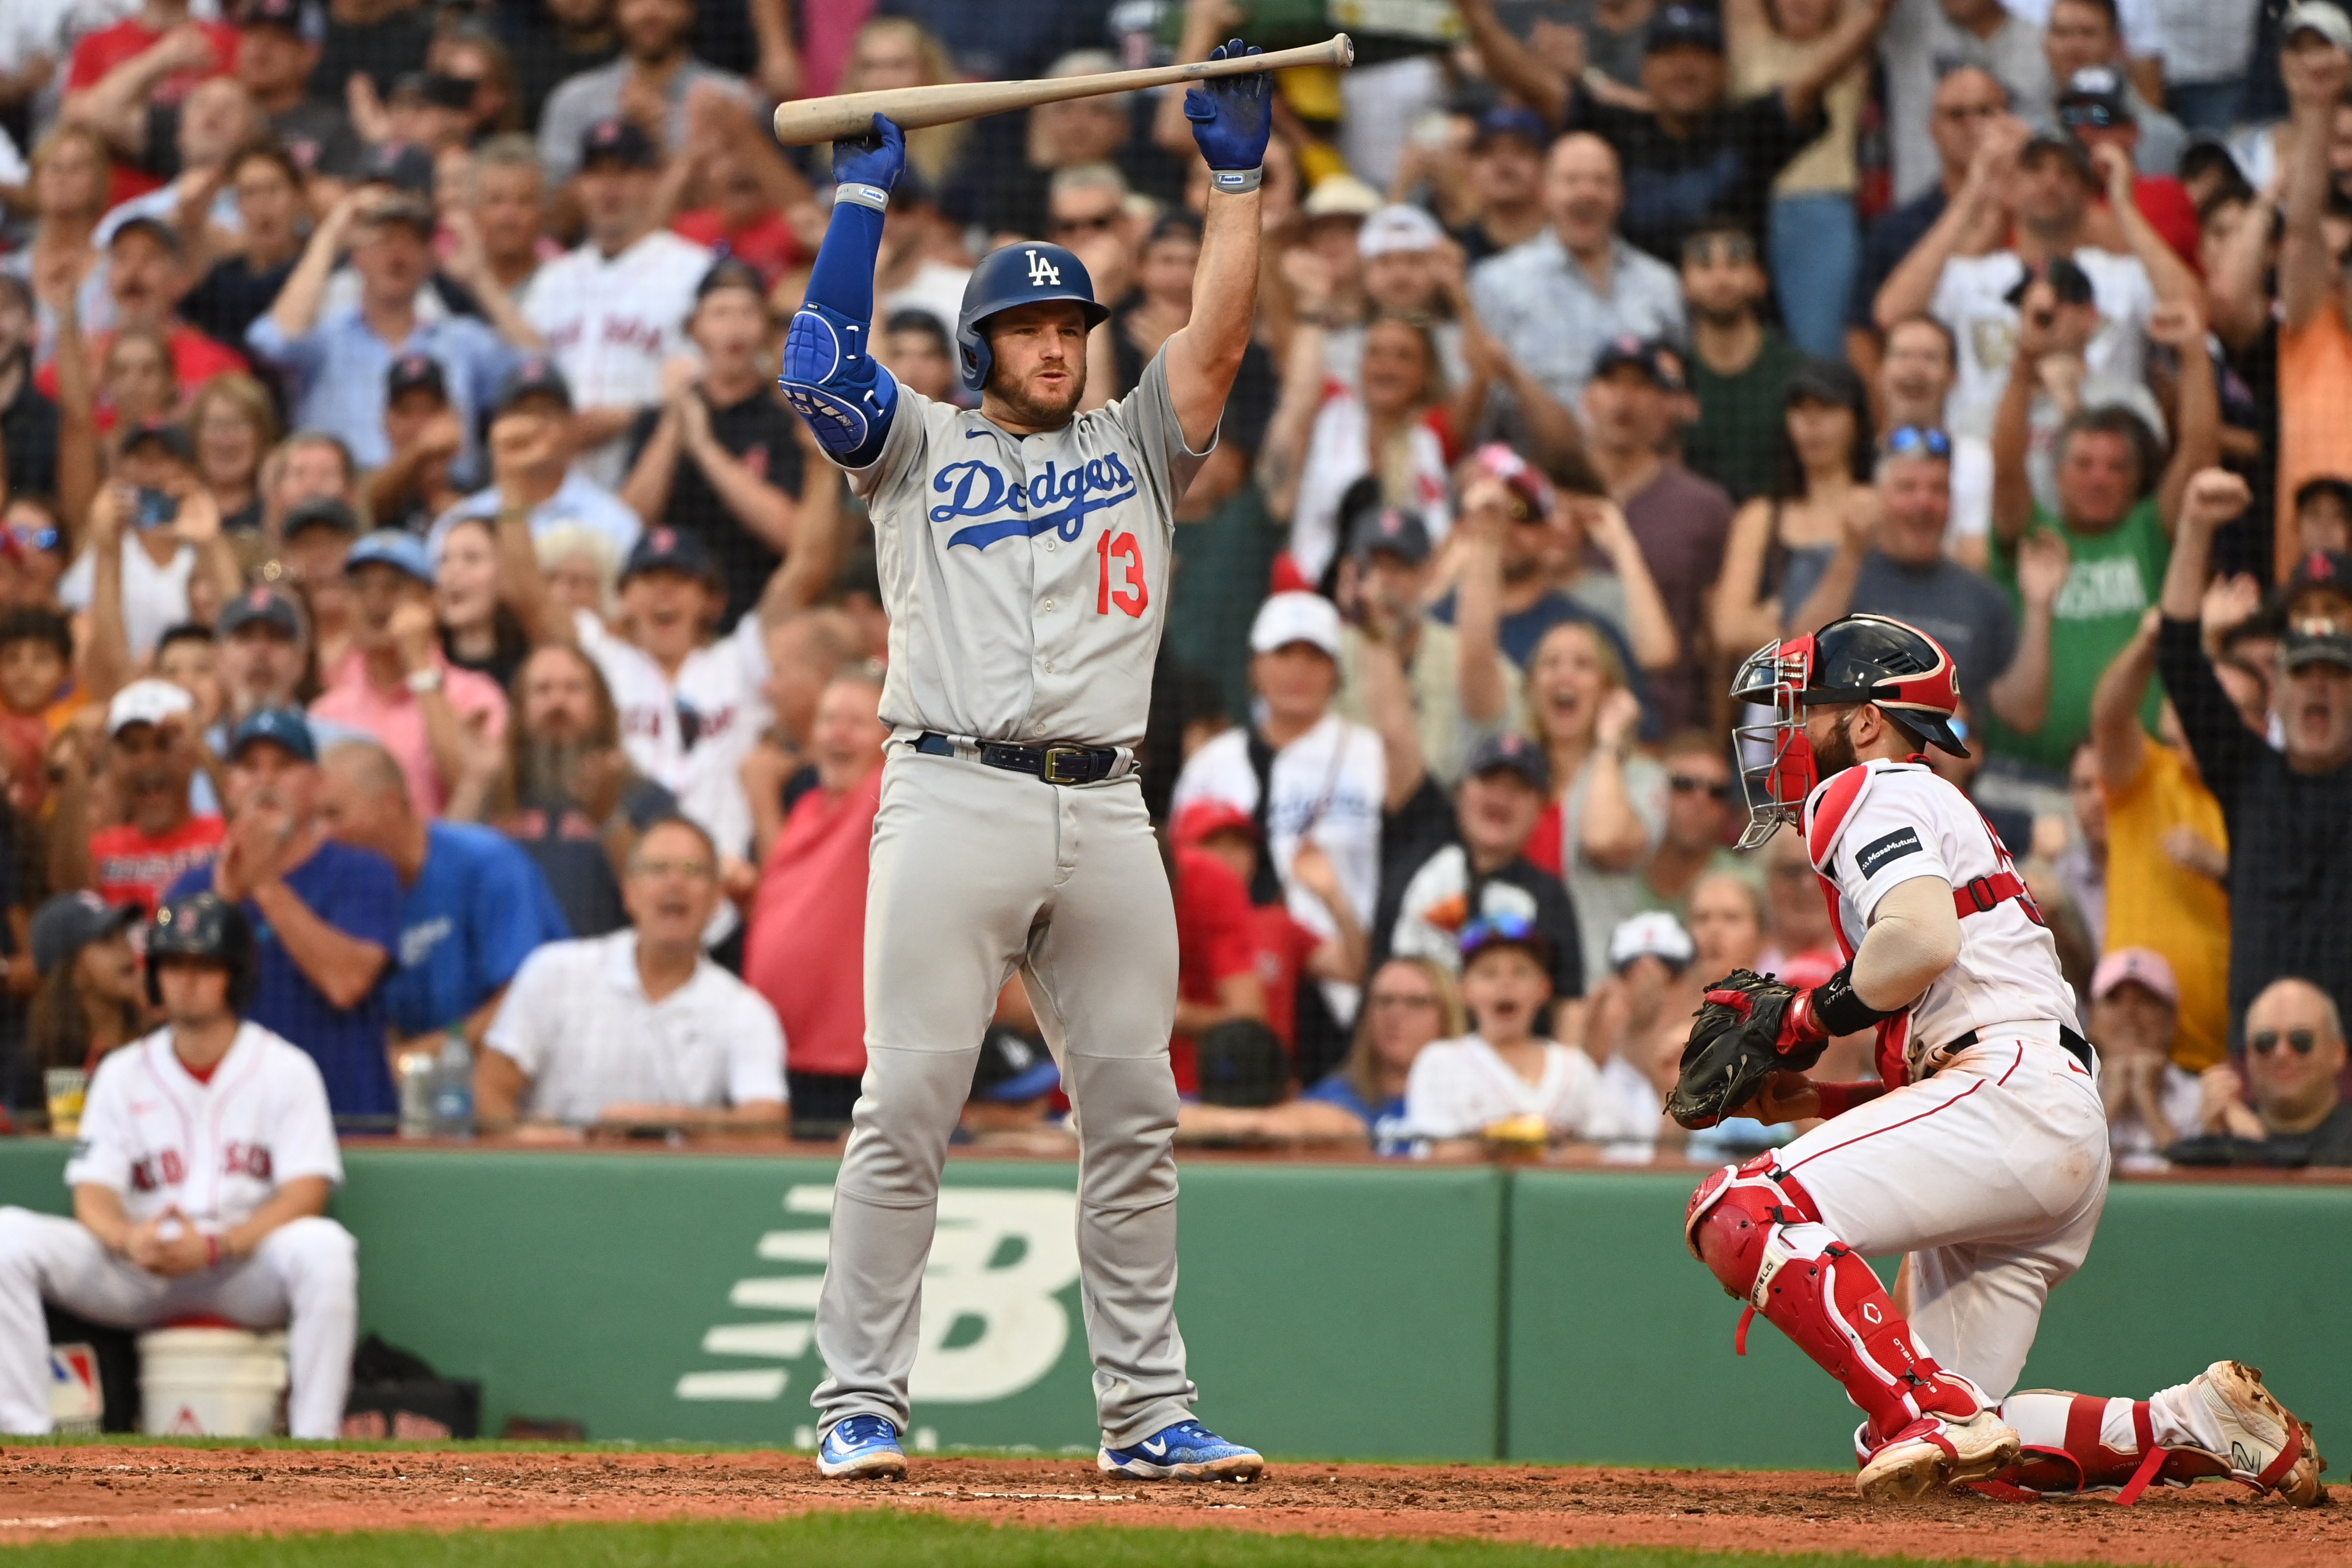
773, 34, 1355, 148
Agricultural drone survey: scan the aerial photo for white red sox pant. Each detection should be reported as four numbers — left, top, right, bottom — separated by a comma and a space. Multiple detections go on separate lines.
0, 1208, 357, 1439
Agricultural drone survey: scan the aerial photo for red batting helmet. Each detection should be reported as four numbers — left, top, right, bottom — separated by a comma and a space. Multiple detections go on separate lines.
1727, 614, 1967, 849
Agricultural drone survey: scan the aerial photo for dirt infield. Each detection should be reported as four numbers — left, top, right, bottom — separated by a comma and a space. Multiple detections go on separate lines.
0, 1447, 2339, 1565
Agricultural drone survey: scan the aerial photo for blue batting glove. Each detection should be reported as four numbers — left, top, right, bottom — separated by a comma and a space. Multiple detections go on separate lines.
1184, 39, 1272, 173
832, 114, 905, 195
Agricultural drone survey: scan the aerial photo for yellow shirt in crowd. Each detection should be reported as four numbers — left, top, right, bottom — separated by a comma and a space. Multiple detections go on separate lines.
2103, 743, 2230, 1073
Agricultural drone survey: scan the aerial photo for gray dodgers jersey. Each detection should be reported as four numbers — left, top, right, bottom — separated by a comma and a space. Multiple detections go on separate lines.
847, 348, 1210, 750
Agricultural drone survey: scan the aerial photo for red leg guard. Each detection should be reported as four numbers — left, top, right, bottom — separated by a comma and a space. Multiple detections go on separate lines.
1689, 1160, 1980, 1444
1993, 1394, 2230, 1500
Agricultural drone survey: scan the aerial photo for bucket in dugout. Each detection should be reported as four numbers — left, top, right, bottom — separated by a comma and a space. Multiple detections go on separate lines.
136, 1326, 289, 1437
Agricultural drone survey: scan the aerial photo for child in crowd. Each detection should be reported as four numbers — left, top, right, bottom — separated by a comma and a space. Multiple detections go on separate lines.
0, 608, 77, 813
1403, 916, 1604, 1149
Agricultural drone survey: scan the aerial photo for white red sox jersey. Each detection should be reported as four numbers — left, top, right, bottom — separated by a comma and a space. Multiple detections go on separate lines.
1803, 759, 2077, 1081
579, 610, 769, 864
521, 229, 713, 488
63, 1026, 343, 1228
846, 346, 1209, 750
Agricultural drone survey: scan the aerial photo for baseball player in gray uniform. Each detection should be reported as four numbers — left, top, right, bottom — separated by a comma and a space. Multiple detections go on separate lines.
777, 44, 1276, 1482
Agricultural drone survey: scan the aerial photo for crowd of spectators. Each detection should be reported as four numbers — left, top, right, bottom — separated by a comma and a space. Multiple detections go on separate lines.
0, 0, 2343, 1172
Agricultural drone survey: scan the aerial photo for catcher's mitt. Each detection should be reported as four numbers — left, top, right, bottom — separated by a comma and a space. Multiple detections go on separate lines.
1666, 968, 1830, 1129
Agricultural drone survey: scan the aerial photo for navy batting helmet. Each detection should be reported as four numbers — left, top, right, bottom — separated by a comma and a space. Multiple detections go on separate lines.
145, 892, 259, 1014
955, 241, 1108, 394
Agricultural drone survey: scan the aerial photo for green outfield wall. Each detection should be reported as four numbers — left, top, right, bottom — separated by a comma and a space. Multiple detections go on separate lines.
0, 1142, 2340, 1473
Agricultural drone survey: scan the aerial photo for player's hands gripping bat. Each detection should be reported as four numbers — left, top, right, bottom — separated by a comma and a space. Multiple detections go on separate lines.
1668, 968, 1834, 1129
832, 113, 905, 197
1184, 39, 1273, 177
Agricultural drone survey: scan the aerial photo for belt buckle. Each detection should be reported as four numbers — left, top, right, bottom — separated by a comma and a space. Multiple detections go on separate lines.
1041, 745, 1089, 785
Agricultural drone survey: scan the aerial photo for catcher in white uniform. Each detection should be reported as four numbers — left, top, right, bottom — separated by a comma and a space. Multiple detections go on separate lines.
1672, 613, 2325, 1506
777, 42, 1278, 1483
0, 893, 355, 1439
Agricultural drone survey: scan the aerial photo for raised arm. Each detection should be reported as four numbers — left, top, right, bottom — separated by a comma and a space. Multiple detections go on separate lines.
2154, 468, 2261, 807
1779, 0, 1889, 126
2087, 142, 2199, 309
1584, 495, 1681, 671
62, 25, 216, 157
1873, 115, 2026, 330
1165, 40, 1272, 453
2278, 38, 2350, 333
1451, 480, 1510, 726
1985, 528, 2067, 734
2090, 607, 2159, 792
2147, 298, 2219, 535
776, 117, 902, 468
1454, 0, 1572, 124
261, 190, 365, 346
1989, 290, 2052, 546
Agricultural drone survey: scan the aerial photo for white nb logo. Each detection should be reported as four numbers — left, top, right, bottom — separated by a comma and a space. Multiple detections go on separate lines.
1026, 249, 1061, 286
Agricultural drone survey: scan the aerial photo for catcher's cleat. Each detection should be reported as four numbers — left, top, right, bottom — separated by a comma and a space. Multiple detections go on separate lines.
1857, 1408, 2022, 1503
2187, 1361, 2327, 1505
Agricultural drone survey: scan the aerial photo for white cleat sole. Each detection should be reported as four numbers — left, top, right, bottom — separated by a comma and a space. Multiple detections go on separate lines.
816, 1449, 907, 1480
1098, 1450, 1264, 1482
1856, 1415, 2021, 1503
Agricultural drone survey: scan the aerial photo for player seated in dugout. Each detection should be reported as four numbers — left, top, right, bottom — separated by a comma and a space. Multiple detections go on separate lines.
0, 894, 356, 1439
1400, 918, 1615, 1152
2166, 978, 2352, 1168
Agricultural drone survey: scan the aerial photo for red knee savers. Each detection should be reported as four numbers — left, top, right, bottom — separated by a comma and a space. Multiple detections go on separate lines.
1685, 1155, 1821, 1297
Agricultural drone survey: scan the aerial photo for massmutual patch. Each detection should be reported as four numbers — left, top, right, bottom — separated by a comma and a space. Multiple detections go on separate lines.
1855, 826, 1924, 879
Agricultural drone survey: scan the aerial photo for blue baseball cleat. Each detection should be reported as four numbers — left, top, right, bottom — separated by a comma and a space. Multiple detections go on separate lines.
816, 1413, 907, 1479
1098, 1419, 1264, 1482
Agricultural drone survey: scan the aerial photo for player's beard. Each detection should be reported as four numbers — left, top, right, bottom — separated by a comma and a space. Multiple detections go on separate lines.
990, 362, 1086, 428
1810, 709, 1860, 776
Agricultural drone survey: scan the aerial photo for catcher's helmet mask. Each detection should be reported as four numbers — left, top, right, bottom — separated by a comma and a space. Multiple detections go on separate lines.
1729, 613, 1969, 850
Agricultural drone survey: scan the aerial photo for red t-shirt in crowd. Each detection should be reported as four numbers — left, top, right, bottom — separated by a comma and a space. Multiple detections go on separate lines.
742, 769, 882, 1079
671, 209, 803, 289
2130, 176, 2200, 272
67, 19, 241, 207
1169, 846, 1257, 1093
36, 325, 249, 428
91, 814, 225, 919
1248, 904, 1323, 1056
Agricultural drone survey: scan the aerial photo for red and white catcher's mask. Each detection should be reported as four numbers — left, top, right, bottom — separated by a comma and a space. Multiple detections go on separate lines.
1727, 614, 1969, 850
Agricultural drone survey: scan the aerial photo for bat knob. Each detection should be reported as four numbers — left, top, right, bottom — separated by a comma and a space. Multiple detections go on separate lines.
1333, 32, 1355, 68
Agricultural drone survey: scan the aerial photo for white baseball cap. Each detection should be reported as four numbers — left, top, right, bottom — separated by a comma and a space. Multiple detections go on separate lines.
1358, 203, 1445, 259
1302, 174, 1382, 220
2285, 1, 2352, 50
1249, 591, 1343, 659
1608, 910, 1696, 973
106, 677, 195, 737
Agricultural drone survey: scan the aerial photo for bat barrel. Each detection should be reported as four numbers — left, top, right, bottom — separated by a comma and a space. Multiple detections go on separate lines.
773, 33, 1353, 147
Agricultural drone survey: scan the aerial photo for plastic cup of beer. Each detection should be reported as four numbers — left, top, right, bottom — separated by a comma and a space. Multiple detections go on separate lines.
43, 1069, 88, 1138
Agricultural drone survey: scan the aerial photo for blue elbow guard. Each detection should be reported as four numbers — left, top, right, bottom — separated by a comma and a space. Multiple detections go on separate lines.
781, 303, 898, 467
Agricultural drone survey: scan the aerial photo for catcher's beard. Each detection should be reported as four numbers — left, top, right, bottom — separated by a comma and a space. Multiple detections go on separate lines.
1810, 709, 1861, 777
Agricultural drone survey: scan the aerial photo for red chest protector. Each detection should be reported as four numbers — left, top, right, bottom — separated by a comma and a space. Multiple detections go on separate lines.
1804, 760, 2046, 1086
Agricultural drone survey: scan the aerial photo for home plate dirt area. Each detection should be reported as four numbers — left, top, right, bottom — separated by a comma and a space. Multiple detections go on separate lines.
0, 1447, 2341, 1565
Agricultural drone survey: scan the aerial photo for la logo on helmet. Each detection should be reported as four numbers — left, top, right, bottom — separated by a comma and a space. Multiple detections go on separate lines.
1026, 249, 1061, 286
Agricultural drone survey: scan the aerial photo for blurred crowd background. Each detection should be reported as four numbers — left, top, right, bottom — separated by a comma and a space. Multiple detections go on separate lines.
0, 0, 2345, 1170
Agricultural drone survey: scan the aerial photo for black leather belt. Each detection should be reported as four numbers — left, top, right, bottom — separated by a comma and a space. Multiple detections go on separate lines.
1947, 1025, 2093, 1073
915, 732, 1122, 784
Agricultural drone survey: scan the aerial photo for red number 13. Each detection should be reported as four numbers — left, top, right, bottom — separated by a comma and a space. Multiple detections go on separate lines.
1095, 531, 1148, 617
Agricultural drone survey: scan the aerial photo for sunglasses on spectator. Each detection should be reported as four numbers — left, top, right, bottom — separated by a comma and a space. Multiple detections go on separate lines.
1051, 211, 1120, 236
2058, 102, 2122, 131
1882, 426, 1954, 460
9, 524, 59, 553
1669, 774, 1732, 800
1681, 235, 1755, 266
2249, 1029, 2319, 1056
633, 857, 715, 880
1461, 913, 1539, 950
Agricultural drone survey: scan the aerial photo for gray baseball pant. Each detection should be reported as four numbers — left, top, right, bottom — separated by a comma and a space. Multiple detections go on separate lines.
811, 748, 1196, 1448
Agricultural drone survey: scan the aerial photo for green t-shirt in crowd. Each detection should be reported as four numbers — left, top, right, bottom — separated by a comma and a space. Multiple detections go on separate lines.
1981, 496, 2169, 774
1684, 330, 1810, 504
